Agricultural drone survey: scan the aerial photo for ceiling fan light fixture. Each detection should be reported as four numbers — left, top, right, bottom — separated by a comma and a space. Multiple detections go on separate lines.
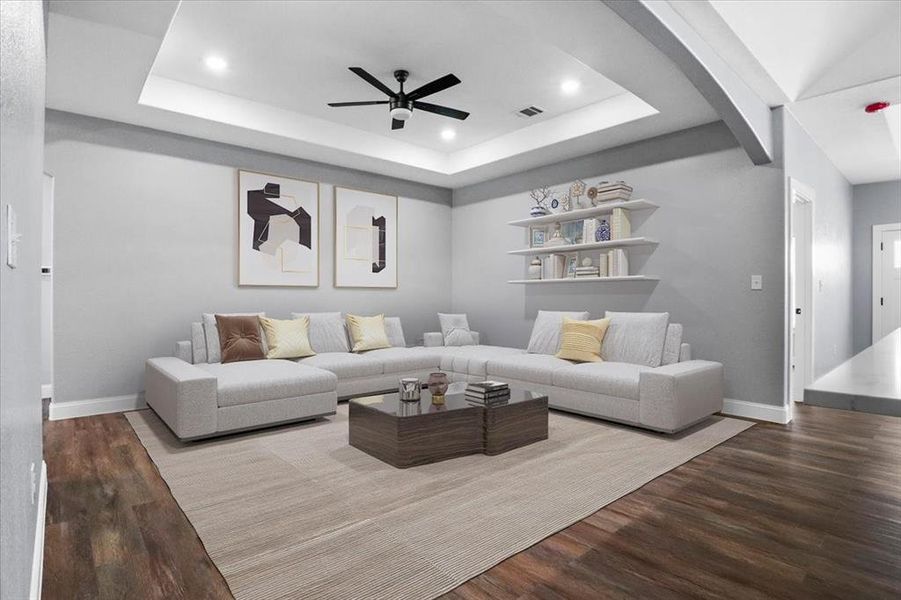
390, 106, 413, 121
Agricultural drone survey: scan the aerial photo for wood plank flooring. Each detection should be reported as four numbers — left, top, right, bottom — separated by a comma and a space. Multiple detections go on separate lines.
42, 405, 901, 599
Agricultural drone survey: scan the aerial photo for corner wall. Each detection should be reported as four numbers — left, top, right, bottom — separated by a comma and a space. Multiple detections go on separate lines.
776, 108, 855, 378
851, 180, 901, 353
0, 2, 46, 598
44, 111, 453, 409
451, 122, 786, 408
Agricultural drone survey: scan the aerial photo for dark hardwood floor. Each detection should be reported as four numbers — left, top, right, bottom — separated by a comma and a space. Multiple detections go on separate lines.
42, 405, 900, 599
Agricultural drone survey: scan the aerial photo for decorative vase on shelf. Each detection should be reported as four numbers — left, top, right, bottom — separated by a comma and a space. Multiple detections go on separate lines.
596, 219, 611, 242
528, 257, 542, 280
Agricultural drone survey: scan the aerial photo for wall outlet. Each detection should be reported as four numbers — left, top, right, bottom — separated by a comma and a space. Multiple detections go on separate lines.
750, 275, 763, 291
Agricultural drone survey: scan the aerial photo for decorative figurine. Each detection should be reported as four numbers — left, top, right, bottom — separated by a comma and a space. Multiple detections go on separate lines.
570, 180, 587, 208
596, 219, 611, 242
529, 186, 553, 217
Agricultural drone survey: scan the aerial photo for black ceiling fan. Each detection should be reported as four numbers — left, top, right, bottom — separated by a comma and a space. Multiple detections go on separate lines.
328, 67, 469, 130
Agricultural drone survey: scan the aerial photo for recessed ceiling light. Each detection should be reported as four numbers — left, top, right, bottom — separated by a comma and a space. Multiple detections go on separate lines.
204, 55, 228, 73
441, 128, 456, 141
561, 79, 580, 95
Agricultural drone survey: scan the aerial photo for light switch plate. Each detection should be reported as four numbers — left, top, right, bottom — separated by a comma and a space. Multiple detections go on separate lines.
750, 275, 763, 291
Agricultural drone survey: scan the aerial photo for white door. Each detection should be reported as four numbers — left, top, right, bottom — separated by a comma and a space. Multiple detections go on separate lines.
41, 173, 53, 399
789, 180, 814, 404
874, 224, 901, 342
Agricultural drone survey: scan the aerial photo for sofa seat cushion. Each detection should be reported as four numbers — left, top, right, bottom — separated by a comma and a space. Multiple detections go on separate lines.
552, 361, 651, 400
196, 360, 335, 408
297, 352, 383, 378
435, 345, 527, 377
487, 354, 575, 385
361, 347, 441, 374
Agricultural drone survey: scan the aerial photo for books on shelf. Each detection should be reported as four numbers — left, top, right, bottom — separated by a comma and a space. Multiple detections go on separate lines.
596, 181, 633, 202
574, 266, 600, 278
610, 208, 631, 240
541, 254, 566, 279
582, 218, 597, 244
607, 248, 629, 277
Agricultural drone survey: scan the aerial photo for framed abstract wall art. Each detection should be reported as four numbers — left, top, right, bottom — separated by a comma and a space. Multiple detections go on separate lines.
334, 186, 397, 288
238, 170, 319, 286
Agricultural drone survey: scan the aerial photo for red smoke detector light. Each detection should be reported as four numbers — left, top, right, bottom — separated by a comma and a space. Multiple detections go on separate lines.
865, 101, 890, 113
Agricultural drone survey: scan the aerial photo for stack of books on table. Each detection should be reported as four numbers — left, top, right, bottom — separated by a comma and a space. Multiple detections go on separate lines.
465, 381, 510, 404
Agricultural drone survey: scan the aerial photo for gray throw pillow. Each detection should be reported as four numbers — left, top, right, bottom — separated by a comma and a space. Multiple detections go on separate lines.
526, 310, 590, 355
602, 311, 670, 367
384, 317, 407, 347
290, 312, 350, 353
202, 312, 266, 363
438, 313, 475, 346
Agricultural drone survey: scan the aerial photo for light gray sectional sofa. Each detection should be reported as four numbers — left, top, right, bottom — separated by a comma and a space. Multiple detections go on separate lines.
145, 311, 723, 440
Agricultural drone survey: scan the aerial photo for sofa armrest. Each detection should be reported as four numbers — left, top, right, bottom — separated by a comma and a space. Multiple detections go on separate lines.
679, 343, 692, 362
423, 332, 444, 347
145, 357, 218, 439
471, 331, 480, 345
639, 360, 723, 433
175, 340, 192, 363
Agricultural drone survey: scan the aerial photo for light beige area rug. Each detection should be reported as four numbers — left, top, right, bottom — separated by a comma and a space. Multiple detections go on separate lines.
127, 406, 752, 600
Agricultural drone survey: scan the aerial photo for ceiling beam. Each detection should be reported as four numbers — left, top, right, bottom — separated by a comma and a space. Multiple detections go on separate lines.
605, 0, 774, 165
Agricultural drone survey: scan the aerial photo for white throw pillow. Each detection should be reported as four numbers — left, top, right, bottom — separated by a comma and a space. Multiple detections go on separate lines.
526, 310, 590, 355
291, 312, 350, 353
439, 313, 475, 346
602, 311, 670, 367
384, 317, 407, 347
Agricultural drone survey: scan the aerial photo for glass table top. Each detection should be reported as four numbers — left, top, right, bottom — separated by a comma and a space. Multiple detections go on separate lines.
350, 381, 543, 417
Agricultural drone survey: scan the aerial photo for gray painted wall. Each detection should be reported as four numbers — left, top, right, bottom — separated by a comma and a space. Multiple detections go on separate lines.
451, 122, 786, 407
0, 1, 46, 598
44, 111, 452, 406
777, 108, 854, 378
851, 180, 901, 353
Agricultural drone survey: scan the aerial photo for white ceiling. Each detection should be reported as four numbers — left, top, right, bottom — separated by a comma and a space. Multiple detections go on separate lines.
45, 0, 719, 188
675, 0, 901, 184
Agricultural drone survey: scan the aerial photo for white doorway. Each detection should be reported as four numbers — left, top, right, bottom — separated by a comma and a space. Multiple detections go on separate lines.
873, 222, 901, 343
789, 178, 814, 404
41, 173, 53, 400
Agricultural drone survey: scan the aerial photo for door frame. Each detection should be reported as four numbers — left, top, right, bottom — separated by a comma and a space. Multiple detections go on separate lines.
788, 177, 815, 405
872, 222, 901, 344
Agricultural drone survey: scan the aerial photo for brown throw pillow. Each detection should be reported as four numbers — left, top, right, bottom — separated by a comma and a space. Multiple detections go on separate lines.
215, 314, 265, 363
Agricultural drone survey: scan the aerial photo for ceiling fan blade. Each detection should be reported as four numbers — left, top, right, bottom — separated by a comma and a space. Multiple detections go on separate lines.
348, 67, 396, 97
406, 74, 461, 101
391, 118, 405, 130
327, 101, 390, 107
412, 101, 470, 120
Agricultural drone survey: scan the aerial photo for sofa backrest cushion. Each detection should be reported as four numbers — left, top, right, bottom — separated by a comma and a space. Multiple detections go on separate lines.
202, 312, 266, 363
661, 323, 683, 365
527, 310, 590, 355
191, 322, 207, 364
291, 312, 351, 353
384, 317, 407, 347
438, 313, 475, 346
602, 311, 670, 367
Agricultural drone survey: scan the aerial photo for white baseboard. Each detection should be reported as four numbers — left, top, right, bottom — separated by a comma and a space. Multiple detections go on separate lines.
722, 398, 792, 424
48, 394, 146, 420
41, 384, 53, 400
30, 461, 47, 600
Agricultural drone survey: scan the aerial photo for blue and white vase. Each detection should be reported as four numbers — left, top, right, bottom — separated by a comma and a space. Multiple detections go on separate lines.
596, 219, 611, 242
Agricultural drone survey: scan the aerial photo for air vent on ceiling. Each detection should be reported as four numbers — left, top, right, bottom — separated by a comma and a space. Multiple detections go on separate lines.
517, 105, 544, 118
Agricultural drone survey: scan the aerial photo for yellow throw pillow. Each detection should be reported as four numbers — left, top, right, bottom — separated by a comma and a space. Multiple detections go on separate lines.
259, 316, 315, 359
346, 314, 391, 352
555, 317, 610, 362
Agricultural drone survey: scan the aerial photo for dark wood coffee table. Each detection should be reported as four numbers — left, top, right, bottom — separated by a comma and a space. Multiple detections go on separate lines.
348, 382, 548, 468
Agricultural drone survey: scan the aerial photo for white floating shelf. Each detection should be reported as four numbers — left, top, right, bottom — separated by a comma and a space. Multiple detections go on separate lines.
508, 236, 658, 256
508, 199, 657, 228
508, 275, 659, 284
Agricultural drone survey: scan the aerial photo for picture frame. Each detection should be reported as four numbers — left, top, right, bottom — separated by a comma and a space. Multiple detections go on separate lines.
530, 227, 546, 247
238, 169, 319, 287
334, 186, 398, 288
